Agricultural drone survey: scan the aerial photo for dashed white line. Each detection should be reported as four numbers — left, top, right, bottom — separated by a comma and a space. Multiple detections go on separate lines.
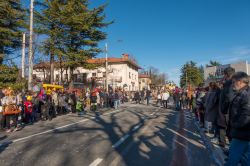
89, 158, 103, 166
112, 134, 130, 148
132, 123, 143, 132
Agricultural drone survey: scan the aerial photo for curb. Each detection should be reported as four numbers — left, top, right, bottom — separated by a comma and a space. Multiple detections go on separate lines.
188, 111, 225, 166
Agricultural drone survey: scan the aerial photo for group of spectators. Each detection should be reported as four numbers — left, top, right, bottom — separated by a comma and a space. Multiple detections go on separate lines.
173, 67, 250, 166
0, 87, 129, 133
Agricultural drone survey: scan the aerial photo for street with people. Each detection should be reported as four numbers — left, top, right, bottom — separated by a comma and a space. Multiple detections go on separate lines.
1, 0, 250, 166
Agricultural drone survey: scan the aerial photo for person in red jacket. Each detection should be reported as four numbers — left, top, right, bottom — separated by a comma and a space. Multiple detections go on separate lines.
24, 96, 33, 124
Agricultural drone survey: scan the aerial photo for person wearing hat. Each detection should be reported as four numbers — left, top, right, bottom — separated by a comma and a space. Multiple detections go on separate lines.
24, 96, 33, 124
2, 87, 20, 132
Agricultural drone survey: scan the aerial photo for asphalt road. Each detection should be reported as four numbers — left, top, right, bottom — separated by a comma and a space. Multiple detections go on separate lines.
0, 103, 216, 166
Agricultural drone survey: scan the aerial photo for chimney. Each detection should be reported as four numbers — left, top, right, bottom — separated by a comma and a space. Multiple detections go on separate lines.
122, 54, 129, 59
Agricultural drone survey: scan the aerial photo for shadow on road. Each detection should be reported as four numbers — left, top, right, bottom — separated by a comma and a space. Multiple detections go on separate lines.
0, 105, 213, 166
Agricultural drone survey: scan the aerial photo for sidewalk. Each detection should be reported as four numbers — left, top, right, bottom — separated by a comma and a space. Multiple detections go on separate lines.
188, 111, 226, 166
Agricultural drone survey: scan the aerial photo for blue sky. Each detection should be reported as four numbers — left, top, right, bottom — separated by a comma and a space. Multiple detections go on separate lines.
21, 0, 250, 84
90, 0, 250, 84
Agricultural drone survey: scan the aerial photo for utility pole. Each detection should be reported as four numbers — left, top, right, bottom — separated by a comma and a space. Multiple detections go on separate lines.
105, 43, 108, 92
185, 71, 188, 88
21, 33, 26, 78
28, 0, 34, 90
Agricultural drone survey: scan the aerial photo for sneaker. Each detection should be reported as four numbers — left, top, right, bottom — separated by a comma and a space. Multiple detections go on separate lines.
6, 129, 12, 133
211, 138, 219, 144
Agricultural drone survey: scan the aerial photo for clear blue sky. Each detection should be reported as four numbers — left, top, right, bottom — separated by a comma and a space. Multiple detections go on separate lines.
21, 0, 250, 84
90, 0, 250, 84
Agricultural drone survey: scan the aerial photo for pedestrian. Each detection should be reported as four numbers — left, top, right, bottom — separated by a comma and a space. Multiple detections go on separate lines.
69, 91, 77, 113
134, 91, 140, 104
146, 89, 151, 105
173, 89, 181, 111
114, 90, 119, 109
204, 82, 220, 135
24, 96, 33, 124
217, 67, 235, 148
52, 90, 59, 115
156, 91, 162, 107
224, 72, 250, 166
162, 90, 170, 109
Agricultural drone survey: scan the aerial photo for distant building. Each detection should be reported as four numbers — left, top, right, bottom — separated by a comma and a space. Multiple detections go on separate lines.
204, 60, 250, 82
139, 74, 151, 91
33, 54, 141, 91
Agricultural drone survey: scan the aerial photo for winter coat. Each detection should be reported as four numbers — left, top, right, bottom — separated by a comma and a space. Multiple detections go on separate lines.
134, 92, 140, 100
52, 92, 59, 106
24, 101, 33, 114
217, 80, 234, 128
229, 86, 250, 141
204, 89, 220, 123
162, 92, 170, 101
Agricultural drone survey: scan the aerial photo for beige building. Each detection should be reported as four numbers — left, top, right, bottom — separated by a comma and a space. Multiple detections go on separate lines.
33, 54, 141, 91
139, 74, 151, 91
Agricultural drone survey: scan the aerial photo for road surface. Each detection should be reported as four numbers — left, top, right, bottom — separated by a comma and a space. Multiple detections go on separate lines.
0, 103, 217, 166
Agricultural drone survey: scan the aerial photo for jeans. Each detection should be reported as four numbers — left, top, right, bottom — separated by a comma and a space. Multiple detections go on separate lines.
114, 100, 119, 109
146, 97, 150, 105
225, 138, 250, 166
175, 101, 180, 110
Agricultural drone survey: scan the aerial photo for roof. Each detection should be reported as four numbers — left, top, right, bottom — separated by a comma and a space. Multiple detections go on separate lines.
34, 54, 141, 70
87, 57, 141, 69
139, 74, 151, 78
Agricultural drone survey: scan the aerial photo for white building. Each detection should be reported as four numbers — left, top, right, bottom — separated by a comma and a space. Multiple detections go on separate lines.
204, 60, 250, 81
33, 54, 141, 91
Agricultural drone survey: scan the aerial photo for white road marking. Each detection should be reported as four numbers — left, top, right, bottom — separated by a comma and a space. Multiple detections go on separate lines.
10, 109, 125, 143
112, 134, 130, 148
132, 123, 143, 132
89, 158, 103, 166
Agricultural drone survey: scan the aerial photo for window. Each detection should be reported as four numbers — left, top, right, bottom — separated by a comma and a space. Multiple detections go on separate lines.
64, 74, 68, 81
129, 72, 131, 79
92, 73, 96, 77
103, 72, 106, 77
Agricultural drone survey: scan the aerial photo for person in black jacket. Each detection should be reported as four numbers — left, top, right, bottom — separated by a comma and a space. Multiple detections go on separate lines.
217, 67, 235, 147
224, 72, 250, 166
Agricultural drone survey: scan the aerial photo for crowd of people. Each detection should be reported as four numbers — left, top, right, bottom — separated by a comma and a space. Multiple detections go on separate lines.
1, 68, 249, 165
173, 67, 250, 166
0, 87, 137, 133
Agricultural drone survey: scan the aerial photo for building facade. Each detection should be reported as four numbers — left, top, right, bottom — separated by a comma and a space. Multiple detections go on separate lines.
204, 61, 250, 81
138, 74, 151, 91
33, 54, 141, 91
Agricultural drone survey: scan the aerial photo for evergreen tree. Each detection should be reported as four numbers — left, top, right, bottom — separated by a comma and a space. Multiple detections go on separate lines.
206, 60, 221, 67
35, 0, 66, 83
35, 0, 112, 86
180, 61, 204, 88
60, 0, 112, 86
0, 0, 26, 64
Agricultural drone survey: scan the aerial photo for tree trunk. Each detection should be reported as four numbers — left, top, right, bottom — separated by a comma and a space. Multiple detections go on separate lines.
50, 53, 54, 84
69, 67, 74, 88
0, 46, 4, 65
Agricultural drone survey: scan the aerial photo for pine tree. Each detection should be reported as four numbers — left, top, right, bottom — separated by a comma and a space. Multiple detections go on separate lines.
59, 0, 112, 87
35, 0, 66, 83
35, 0, 112, 86
180, 61, 204, 88
0, 0, 26, 64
